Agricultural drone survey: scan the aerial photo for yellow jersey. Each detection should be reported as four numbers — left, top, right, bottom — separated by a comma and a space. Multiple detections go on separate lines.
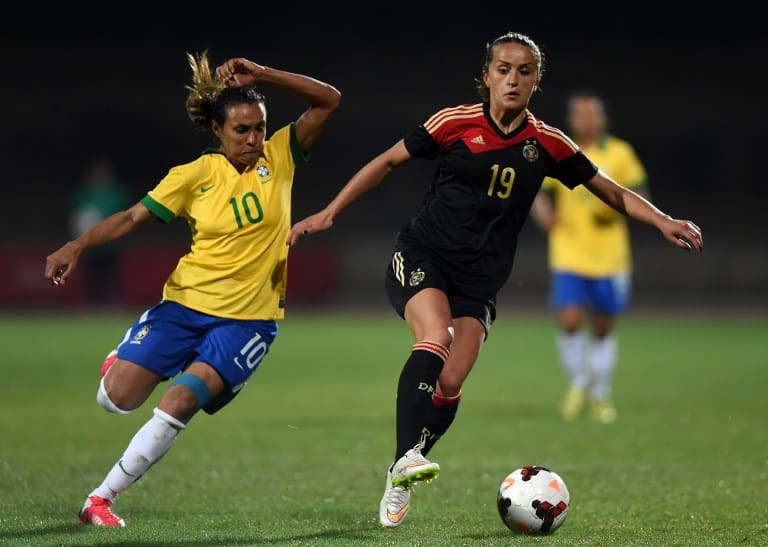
141, 123, 308, 320
541, 134, 647, 277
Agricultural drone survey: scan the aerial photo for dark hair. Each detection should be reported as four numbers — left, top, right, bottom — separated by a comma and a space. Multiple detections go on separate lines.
566, 89, 606, 114
565, 89, 610, 132
185, 51, 266, 131
475, 32, 545, 102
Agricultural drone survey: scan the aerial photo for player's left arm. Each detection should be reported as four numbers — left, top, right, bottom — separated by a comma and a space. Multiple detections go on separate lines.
216, 58, 341, 152
584, 171, 703, 251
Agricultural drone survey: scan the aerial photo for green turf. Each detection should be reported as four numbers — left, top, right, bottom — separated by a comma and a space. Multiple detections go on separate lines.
0, 311, 766, 545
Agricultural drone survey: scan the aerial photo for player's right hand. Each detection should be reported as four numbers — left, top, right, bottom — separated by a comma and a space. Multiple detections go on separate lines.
45, 241, 81, 286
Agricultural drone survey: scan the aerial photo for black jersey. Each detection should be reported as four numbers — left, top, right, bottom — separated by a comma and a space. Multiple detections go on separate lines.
397, 102, 598, 298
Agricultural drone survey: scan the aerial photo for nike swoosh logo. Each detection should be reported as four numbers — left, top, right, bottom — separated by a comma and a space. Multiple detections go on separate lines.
386, 501, 409, 523
201, 185, 215, 192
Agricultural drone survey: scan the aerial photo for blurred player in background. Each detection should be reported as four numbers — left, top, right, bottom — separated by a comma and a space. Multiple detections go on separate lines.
288, 32, 701, 528
530, 91, 649, 424
68, 157, 131, 306
44, 52, 340, 527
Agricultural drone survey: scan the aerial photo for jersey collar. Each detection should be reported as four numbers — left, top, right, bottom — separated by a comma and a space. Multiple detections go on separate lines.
483, 102, 530, 140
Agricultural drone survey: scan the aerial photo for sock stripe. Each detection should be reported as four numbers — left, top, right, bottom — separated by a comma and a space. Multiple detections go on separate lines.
433, 389, 462, 408
413, 340, 449, 362
117, 458, 138, 478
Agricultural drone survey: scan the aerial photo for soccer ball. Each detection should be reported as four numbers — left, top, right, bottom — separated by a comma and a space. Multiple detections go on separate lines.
497, 465, 570, 534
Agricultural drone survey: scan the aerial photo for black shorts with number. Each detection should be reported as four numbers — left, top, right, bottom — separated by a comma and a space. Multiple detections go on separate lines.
385, 243, 496, 336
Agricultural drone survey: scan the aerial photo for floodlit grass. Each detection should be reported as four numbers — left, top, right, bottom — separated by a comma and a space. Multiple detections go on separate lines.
0, 311, 766, 545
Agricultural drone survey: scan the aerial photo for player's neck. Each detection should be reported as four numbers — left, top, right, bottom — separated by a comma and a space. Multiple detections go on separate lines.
488, 106, 527, 135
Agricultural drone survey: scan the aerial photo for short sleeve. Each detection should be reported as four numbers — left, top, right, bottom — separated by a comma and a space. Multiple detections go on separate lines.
143, 161, 203, 222
403, 125, 440, 159
548, 151, 598, 189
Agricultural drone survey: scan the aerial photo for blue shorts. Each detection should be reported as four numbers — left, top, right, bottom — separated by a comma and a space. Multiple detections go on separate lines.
114, 300, 278, 413
550, 271, 630, 315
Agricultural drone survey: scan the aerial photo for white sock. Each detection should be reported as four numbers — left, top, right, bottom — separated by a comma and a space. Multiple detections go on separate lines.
587, 335, 617, 401
556, 331, 587, 389
91, 408, 186, 501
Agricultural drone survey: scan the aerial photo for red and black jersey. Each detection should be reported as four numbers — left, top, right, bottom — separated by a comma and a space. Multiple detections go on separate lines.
398, 102, 598, 298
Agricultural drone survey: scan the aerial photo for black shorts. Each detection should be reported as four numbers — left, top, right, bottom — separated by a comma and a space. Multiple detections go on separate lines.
385, 245, 496, 336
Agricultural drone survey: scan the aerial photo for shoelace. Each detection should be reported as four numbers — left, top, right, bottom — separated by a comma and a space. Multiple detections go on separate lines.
403, 450, 428, 468
90, 499, 119, 518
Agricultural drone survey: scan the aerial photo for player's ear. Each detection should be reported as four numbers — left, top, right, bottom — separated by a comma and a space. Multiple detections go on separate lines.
210, 119, 222, 138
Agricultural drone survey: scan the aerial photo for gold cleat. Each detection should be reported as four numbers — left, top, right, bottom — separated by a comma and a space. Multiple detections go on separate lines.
590, 399, 617, 424
560, 388, 587, 421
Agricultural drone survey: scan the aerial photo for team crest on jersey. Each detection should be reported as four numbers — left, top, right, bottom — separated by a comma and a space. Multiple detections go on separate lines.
522, 140, 539, 162
409, 268, 426, 287
131, 325, 151, 344
256, 165, 271, 178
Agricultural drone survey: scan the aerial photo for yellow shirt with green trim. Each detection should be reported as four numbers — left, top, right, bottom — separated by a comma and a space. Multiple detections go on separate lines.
141, 123, 308, 320
541, 133, 647, 277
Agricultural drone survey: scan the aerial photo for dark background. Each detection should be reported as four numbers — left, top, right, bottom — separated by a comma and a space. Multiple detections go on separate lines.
2, 2, 765, 312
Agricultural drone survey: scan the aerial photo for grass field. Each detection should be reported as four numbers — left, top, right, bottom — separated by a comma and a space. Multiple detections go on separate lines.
0, 310, 766, 546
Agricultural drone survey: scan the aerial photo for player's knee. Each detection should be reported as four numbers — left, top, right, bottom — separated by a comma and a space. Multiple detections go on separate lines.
559, 310, 582, 333
437, 378, 462, 398
161, 373, 214, 422
153, 407, 186, 431
170, 373, 213, 411
96, 377, 133, 414
437, 369, 465, 397
423, 327, 453, 349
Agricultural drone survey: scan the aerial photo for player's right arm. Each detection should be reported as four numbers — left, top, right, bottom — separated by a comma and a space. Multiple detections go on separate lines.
45, 202, 154, 286
287, 139, 412, 246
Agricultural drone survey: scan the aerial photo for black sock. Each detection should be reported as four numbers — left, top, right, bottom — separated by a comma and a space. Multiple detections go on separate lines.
421, 391, 462, 457
394, 341, 448, 462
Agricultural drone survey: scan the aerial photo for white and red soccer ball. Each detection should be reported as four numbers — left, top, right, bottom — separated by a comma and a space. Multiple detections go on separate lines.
497, 465, 570, 534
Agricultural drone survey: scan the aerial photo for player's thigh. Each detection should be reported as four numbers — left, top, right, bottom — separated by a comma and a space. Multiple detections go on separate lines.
114, 300, 208, 379
106, 301, 206, 406
386, 249, 452, 344
104, 359, 164, 409
403, 288, 453, 344
194, 319, 279, 414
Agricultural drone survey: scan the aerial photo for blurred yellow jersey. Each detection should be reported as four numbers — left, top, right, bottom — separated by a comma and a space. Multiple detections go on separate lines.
541, 134, 647, 277
141, 123, 308, 320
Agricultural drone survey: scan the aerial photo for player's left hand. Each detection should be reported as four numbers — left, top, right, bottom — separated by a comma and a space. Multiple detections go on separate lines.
287, 210, 334, 247
216, 58, 266, 88
661, 218, 703, 252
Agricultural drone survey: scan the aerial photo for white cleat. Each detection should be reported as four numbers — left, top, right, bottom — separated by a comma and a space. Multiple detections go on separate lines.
379, 469, 411, 528
390, 448, 440, 488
